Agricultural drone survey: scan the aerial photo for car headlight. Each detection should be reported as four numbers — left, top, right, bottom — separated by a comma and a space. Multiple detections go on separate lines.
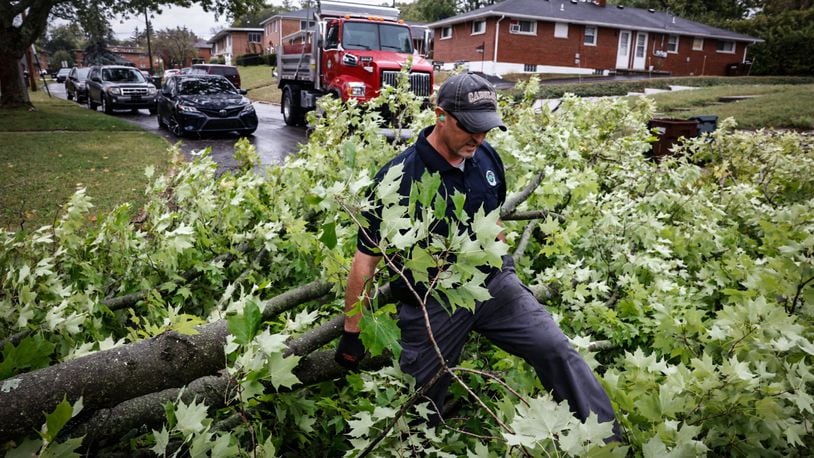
241, 101, 255, 114
147, 87, 157, 95
108, 87, 121, 95
177, 104, 199, 113
347, 82, 365, 98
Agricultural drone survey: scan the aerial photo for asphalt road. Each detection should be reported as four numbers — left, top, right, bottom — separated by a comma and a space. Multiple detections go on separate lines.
47, 82, 307, 174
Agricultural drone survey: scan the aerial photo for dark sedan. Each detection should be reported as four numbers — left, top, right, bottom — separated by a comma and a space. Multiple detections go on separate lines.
65, 67, 90, 103
156, 74, 257, 137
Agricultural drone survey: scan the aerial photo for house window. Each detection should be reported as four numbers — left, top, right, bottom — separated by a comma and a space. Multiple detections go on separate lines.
692, 37, 704, 50
441, 26, 452, 40
248, 32, 262, 43
524, 63, 537, 72
272, 22, 278, 32
300, 20, 316, 30
472, 20, 485, 35
716, 40, 735, 53
510, 20, 536, 35
667, 34, 679, 53
226, 35, 232, 47
583, 26, 597, 45
554, 22, 568, 38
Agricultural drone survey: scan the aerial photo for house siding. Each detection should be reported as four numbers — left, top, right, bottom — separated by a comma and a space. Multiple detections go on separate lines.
431, 4, 756, 77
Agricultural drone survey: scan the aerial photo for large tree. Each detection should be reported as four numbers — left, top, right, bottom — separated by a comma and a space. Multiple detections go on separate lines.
0, 0, 262, 108
153, 26, 198, 69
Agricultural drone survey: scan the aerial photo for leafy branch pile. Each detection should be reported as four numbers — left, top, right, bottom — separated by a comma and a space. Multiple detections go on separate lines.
1, 77, 813, 456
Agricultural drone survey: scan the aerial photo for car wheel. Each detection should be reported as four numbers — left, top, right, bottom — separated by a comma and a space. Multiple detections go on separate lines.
102, 96, 113, 114
239, 128, 256, 137
168, 116, 184, 137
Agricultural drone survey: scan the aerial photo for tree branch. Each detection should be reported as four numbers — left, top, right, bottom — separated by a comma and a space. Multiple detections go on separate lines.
501, 171, 544, 218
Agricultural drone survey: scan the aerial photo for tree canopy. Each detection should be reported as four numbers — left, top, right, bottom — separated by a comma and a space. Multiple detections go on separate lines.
0, 0, 264, 107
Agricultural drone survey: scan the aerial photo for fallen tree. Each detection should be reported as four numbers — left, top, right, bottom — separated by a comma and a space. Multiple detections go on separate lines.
1, 82, 813, 455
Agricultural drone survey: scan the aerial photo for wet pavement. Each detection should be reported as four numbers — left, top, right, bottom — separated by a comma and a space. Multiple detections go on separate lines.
47, 83, 307, 174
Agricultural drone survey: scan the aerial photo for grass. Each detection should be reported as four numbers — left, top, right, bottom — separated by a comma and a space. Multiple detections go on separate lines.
0, 91, 173, 232
238, 65, 281, 104
641, 84, 814, 130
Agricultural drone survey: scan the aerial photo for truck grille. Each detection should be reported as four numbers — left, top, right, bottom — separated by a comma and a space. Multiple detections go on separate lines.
381, 71, 431, 97
121, 87, 149, 96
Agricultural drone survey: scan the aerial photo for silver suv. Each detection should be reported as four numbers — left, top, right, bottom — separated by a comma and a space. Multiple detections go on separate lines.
86, 65, 157, 114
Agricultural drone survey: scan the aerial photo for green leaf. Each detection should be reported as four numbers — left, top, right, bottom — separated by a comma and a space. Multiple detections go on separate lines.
174, 396, 209, 437
40, 396, 75, 443
40, 436, 84, 458
267, 352, 301, 390
360, 305, 401, 360
0, 335, 56, 379
227, 301, 263, 346
320, 221, 337, 249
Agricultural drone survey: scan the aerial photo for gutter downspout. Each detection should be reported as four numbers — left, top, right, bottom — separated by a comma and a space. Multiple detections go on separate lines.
493, 15, 505, 75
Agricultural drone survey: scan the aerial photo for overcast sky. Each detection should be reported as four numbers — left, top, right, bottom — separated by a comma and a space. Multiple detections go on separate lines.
110, 0, 410, 41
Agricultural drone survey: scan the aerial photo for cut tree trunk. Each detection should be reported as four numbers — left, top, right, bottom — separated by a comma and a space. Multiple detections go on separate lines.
0, 280, 333, 441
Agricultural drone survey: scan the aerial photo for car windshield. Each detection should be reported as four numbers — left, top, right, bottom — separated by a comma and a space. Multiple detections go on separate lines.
178, 78, 238, 95
58, 69, 71, 75
342, 22, 412, 53
75, 68, 90, 80
102, 68, 145, 83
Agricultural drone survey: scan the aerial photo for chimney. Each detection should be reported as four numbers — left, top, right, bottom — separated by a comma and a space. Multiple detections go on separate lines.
594, 0, 607, 6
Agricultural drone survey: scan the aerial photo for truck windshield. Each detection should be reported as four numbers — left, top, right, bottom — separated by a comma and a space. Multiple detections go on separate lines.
342, 22, 413, 53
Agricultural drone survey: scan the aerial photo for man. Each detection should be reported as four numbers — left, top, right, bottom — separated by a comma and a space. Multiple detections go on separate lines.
335, 73, 618, 435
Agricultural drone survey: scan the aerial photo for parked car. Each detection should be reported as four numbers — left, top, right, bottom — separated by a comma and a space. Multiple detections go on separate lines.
86, 65, 157, 114
55, 68, 71, 83
156, 74, 257, 137
189, 64, 241, 88
163, 69, 180, 79
65, 67, 90, 103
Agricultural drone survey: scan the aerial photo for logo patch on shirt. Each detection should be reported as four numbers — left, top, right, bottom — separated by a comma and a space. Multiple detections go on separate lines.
485, 170, 497, 186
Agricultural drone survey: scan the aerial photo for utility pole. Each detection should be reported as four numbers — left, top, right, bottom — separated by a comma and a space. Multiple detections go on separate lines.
144, 7, 154, 75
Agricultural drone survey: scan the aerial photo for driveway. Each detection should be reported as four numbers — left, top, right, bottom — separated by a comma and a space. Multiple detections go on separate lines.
47, 83, 307, 174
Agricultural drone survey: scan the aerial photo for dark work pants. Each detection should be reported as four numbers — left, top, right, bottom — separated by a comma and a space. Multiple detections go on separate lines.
397, 261, 617, 431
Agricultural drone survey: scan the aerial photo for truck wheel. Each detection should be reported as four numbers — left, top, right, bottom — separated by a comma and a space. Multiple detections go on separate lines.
282, 87, 304, 127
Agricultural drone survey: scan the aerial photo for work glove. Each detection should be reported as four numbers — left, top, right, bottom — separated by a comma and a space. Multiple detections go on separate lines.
335, 331, 365, 370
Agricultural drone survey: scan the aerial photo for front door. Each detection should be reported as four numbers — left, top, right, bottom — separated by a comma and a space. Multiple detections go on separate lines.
633, 32, 648, 70
616, 30, 632, 69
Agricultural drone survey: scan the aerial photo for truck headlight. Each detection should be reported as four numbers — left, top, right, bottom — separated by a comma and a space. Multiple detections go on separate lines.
347, 82, 365, 98
147, 86, 157, 95
108, 87, 121, 95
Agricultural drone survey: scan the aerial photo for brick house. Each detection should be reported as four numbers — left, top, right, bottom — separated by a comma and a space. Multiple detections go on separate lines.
260, 9, 316, 53
427, 0, 761, 77
208, 28, 265, 65
194, 40, 213, 64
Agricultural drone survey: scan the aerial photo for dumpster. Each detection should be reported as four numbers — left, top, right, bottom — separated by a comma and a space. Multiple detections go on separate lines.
689, 115, 718, 135
648, 118, 699, 159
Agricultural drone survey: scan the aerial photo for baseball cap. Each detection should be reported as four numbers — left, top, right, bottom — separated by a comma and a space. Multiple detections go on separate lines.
437, 72, 506, 133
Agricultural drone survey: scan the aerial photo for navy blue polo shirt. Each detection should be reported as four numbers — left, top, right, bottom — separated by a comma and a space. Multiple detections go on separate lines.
357, 126, 506, 303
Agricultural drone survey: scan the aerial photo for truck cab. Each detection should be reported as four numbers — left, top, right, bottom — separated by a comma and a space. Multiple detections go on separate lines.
276, 1, 434, 127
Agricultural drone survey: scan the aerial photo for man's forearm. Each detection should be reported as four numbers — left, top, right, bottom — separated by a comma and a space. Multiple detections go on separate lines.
343, 251, 381, 333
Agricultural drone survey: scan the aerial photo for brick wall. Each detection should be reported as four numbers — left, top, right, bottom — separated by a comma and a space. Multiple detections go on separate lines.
433, 17, 749, 76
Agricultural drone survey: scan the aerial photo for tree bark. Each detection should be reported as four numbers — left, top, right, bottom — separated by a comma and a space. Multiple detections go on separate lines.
0, 280, 333, 441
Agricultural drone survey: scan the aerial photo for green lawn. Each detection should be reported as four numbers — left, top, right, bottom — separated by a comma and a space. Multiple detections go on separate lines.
238, 65, 281, 104
641, 84, 814, 130
0, 91, 173, 232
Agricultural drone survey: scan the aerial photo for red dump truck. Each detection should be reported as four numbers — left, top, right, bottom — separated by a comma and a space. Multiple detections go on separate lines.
275, 0, 434, 126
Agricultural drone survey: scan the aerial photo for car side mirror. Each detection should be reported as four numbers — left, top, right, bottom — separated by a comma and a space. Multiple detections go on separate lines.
239, 89, 247, 95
